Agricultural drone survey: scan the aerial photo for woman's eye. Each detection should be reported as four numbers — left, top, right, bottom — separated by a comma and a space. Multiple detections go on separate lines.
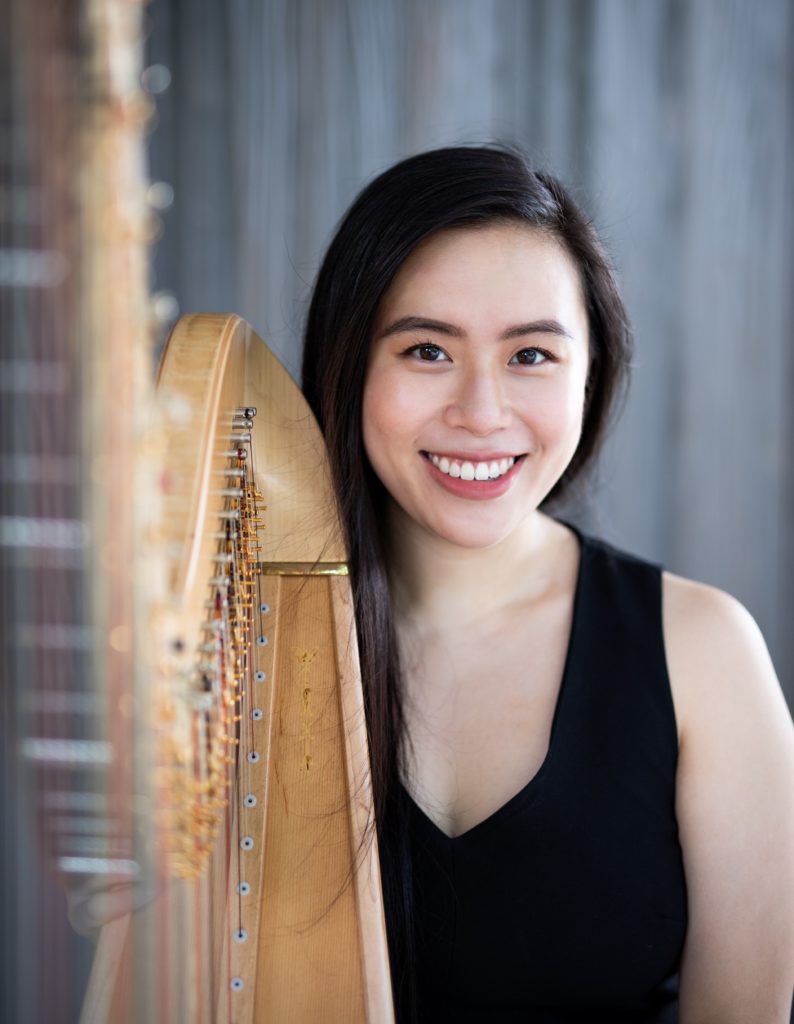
510, 347, 550, 366
405, 343, 448, 362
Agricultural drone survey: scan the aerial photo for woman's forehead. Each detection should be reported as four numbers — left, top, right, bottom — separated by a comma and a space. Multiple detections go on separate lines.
375, 223, 587, 338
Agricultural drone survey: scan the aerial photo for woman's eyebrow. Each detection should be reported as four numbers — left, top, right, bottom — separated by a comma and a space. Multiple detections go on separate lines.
378, 316, 464, 339
502, 319, 574, 341
377, 315, 573, 341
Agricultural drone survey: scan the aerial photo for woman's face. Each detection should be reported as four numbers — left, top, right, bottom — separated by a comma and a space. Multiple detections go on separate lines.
362, 223, 590, 549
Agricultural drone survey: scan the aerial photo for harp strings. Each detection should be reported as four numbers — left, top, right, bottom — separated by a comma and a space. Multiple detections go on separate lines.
150, 402, 269, 1016
161, 406, 264, 884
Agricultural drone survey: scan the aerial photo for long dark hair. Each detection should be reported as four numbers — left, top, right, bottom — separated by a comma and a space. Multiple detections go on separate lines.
301, 145, 632, 1020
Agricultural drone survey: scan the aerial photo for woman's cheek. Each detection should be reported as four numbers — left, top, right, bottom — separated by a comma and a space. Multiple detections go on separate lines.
364, 365, 435, 438
513, 378, 584, 446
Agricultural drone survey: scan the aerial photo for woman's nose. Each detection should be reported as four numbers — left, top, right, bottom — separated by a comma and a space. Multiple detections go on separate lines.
442, 367, 512, 435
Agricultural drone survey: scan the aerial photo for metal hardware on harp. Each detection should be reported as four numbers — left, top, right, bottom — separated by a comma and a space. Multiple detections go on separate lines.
154, 405, 267, 884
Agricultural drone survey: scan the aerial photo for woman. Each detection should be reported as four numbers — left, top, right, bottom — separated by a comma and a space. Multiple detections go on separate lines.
302, 146, 794, 1023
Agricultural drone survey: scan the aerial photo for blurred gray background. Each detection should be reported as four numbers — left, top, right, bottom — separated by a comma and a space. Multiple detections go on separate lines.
145, 0, 794, 707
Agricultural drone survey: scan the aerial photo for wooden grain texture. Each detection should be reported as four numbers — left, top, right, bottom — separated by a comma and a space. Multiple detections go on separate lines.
254, 574, 366, 1022
215, 572, 393, 1024
146, 0, 793, 698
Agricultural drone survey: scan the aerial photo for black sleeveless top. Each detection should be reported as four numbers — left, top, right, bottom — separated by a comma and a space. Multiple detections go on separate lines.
403, 531, 688, 1022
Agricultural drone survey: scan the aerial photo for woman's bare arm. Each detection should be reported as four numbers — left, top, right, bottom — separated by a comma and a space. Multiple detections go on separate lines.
664, 574, 794, 1024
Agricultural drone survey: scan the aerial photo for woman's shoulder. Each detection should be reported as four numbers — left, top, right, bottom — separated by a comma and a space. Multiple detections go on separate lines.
660, 570, 787, 746
662, 570, 770, 674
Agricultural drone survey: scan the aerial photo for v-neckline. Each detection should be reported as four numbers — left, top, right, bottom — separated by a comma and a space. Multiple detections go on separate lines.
401, 524, 587, 842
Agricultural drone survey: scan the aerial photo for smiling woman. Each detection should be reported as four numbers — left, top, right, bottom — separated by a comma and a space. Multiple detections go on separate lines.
301, 147, 794, 1023
362, 225, 589, 548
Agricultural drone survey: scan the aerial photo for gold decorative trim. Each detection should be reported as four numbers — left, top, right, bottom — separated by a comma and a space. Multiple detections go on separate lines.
256, 561, 349, 577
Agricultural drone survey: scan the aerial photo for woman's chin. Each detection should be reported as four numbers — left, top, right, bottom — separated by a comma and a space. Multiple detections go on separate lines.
417, 510, 535, 552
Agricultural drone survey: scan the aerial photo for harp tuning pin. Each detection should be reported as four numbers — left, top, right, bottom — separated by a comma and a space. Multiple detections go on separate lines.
242, 407, 256, 418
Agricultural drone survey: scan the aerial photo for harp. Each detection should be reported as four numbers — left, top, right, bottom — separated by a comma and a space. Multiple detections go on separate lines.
2, 0, 392, 1016
79, 312, 394, 1023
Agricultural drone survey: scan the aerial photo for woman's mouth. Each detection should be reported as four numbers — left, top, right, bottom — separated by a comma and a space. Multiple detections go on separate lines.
422, 452, 519, 480
419, 451, 526, 500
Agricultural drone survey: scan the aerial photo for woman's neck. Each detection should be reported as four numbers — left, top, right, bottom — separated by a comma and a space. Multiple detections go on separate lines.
385, 502, 565, 635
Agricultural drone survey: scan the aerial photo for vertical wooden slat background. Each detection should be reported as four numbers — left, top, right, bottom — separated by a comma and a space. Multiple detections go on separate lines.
146, 0, 794, 707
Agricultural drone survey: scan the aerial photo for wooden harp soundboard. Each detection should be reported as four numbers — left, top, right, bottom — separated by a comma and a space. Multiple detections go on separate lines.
82, 313, 393, 1023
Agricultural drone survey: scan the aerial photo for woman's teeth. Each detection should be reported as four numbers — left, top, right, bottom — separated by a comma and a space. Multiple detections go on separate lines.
427, 453, 516, 481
